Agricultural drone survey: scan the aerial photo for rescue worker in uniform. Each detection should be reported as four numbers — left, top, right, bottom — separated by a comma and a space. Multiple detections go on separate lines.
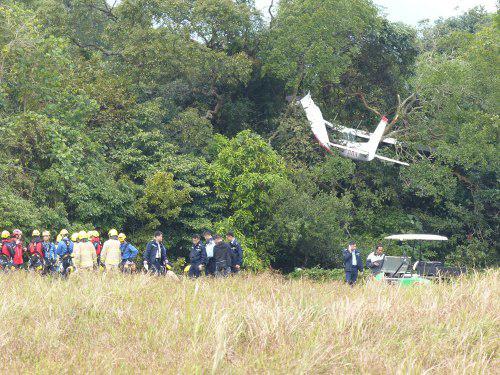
72, 231, 97, 270
226, 231, 243, 274
118, 233, 138, 272
188, 234, 207, 278
89, 231, 103, 266
56, 229, 74, 275
41, 231, 57, 272
100, 229, 121, 271
29, 230, 44, 258
11, 229, 25, 268
0, 230, 14, 269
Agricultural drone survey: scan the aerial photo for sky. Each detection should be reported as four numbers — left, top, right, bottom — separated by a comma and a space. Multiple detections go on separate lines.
256, 0, 497, 25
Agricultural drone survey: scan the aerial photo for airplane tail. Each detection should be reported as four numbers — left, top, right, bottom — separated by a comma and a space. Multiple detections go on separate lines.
366, 117, 388, 158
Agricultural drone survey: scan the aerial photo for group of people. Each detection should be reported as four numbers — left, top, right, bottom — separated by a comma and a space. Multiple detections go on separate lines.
0, 227, 243, 278
342, 241, 386, 285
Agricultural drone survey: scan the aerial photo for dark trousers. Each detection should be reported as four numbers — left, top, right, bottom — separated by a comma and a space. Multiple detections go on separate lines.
345, 269, 358, 285
189, 264, 201, 278
205, 257, 215, 276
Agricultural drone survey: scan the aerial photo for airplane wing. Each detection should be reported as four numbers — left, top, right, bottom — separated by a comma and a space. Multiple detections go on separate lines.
329, 142, 369, 156
300, 93, 331, 150
374, 154, 409, 166
325, 121, 399, 145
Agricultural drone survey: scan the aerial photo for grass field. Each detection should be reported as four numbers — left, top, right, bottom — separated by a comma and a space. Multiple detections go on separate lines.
0, 270, 498, 374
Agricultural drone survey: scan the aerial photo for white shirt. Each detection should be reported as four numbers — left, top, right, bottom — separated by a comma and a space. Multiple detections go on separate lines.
205, 238, 215, 258
367, 252, 385, 264
155, 242, 161, 259
352, 250, 357, 266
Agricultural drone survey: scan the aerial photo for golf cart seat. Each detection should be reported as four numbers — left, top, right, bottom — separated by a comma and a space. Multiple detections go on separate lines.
413, 261, 443, 277
380, 256, 411, 277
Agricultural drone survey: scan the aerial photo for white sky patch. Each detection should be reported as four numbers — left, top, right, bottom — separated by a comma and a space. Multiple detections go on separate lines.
256, 0, 498, 25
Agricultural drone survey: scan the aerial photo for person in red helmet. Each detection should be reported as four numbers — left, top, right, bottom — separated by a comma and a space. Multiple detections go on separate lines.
89, 230, 103, 266
10, 229, 25, 268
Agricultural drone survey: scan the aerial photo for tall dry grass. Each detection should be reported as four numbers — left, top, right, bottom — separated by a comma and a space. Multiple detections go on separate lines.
0, 270, 497, 374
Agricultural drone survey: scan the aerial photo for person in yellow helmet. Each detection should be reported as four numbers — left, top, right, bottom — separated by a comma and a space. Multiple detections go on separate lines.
100, 229, 121, 271
1, 231, 11, 264
118, 233, 138, 273
72, 231, 96, 270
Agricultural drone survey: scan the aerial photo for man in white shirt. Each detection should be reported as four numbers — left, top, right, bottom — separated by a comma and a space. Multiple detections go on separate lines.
203, 230, 216, 276
366, 244, 385, 275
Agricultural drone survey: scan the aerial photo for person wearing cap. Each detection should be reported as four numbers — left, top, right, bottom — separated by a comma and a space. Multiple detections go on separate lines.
342, 241, 363, 285
118, 233, 138, 272
226, 231, 243, 274
188, 234, 207, 278
41, 231, 57, 271
72, 231, 97, 270
213, 234, 232, 277
100, 229, 122, 271
56, 229, 74, 258
203, 230, 216, 276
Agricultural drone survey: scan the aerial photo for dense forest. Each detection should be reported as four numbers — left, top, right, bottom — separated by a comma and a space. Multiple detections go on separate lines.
0, 0, 498, 270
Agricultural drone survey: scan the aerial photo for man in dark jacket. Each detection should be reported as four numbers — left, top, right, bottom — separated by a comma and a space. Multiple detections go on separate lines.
189, 234, 207, 278
226, 231, 242, 274
342, 241, 363, 285
213, 234, 232, 277
144, 231, 168, 275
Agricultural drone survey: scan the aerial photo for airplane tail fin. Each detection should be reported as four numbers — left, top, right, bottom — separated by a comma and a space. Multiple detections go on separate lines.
366, 117, 388, 158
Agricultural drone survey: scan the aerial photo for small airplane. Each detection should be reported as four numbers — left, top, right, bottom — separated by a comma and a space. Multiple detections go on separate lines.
299, 93, 409, 166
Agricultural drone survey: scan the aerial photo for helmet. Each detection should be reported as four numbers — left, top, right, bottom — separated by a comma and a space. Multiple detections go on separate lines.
60, 229, 69, 236
71, 233, 79, 242
42, 230, 50, 237
56, 234, 62, 243
108, 229, 118, 237
118, 233, 126, 242
13, 229, 22, 236
1, 230, 10, 239
88, 230, 95, 238
78, 231, 88, 240
32, 229, 40, 237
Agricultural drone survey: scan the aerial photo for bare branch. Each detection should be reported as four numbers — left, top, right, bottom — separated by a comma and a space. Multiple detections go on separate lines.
356, 92, 382, 118
268, 0, 275, 24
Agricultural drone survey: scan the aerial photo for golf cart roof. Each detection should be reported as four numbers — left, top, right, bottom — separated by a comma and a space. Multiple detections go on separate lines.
385, 234, 448, 241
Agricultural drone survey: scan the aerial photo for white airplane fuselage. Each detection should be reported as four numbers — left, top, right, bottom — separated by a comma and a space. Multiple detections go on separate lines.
340, 142, 374, 161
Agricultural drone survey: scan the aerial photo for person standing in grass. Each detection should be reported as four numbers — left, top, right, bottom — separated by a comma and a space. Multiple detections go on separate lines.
213, 234, 232, 277
100, 229, 122, 271
144, 231, 168, 275
226, 231, 242, 274
342, 241, 363, 285
72, 231, 97, 271
188, 234, 207, 278
203, 230, 216, 276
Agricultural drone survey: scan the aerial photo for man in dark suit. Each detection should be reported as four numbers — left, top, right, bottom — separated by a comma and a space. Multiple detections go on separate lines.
144, 231, 168, 274
342, 241, 363, 285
